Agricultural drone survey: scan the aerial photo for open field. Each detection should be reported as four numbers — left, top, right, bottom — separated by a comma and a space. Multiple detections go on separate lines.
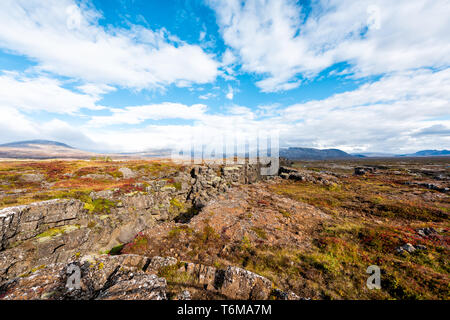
0, 157, 448, 299
0, 158, 182, 209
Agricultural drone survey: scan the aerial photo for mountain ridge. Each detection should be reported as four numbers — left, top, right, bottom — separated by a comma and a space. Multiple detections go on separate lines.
0, 140, 448, 160
0, 139, 94, 159
279, 147, 354, 160
398, 150, 450, 157
0, 139, 74, 149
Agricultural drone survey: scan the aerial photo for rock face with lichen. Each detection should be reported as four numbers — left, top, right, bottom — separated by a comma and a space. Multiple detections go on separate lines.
0, 162, 309, 300
0, 163, 266, 284
0, 254, 168, 300
0, 254, 293, 300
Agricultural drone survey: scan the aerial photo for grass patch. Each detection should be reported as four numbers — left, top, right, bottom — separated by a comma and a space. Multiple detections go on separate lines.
158, 262, 193, 285
108, 244, 125, 255
170, 198, 184, 210
122, 233, 149, 254
83, 197, 116, 214
271, 179, 448, 222
251, 227, 268, 239
168, 226, 194, 239
166, 182, 182, 190
279, 209, 291, 218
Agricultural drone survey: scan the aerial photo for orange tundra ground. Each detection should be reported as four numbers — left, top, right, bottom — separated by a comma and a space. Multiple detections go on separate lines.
0, 158, 449, 299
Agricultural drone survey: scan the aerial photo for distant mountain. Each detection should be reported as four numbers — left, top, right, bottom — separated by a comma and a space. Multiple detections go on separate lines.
0, 140, 170, 160
0, 139, 74, 149
397, 150, 450, 157
351, 150, 450, 158
351, 152, 396, 158
279, 147, 354, 160
0, 140, 95, 159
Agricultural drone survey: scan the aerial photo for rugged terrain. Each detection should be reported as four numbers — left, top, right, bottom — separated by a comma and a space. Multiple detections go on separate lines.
0, 157, 449, 300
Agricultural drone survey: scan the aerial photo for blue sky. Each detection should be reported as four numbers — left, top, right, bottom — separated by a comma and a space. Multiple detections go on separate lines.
0, 0, 449, 153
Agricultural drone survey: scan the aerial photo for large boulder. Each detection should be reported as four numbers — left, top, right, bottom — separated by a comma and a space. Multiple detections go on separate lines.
119, 167, 137, 179
0, 199, 85, 251
80, 173, 113, 180
219, 266, 272, 300
19, 173, 45, 183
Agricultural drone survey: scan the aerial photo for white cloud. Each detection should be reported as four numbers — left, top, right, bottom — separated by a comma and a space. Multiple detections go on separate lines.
226, 85, 234, 100
88, 103, 208, 127
41, 118, 99, 150
3, 66, 449, 153
283, 69, 450, 121
0, 1, 448, 154
221, 49, 237, 80
0, 107, 39, 142
413, 124, 450, 137
0, 108, 98, 150
0, 0, 219, 90
0, 72, 104, 114
208, 0, 450, 92
256, 104, 281, 117
77, 83, 116, 97
199, 93, 216, 100
227, 105, 254, 118
222, 49, 237, 66
280, 68, 450, 152
1, 67, 448, 154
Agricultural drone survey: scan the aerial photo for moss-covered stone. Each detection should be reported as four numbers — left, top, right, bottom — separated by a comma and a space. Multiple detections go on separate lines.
35, 224, 81, 242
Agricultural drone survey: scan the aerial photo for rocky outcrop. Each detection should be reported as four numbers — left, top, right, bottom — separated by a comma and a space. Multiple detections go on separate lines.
416, 227, 438, 237
278, 166, 337, 186
279, 157, 294, 167
354, 166, 377, 175
0, 163, 266, 282
0, 199, 84, 251
220, 266, 272, 300
271, 289, 301, 300
19, 173, 45, 183
187, 164, 262, 210
0, 254, 167, 300
0, 254, 294, 300
118, 167, 136, 179
0, 196, 164, 281
174, 261, 273, 299
80, 173, 114, 180
395, 242, 427, 255
405, 181, 449, 193
0, 161, 313, 300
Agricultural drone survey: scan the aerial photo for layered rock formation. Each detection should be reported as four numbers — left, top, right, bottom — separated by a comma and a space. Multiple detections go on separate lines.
1, 163, 286, 299
0, 254, 298, 300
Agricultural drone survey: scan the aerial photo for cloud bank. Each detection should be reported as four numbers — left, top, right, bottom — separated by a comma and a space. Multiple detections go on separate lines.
208, 0, 450, 92
0, 0, 448, 154
0, 0, 219, 90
